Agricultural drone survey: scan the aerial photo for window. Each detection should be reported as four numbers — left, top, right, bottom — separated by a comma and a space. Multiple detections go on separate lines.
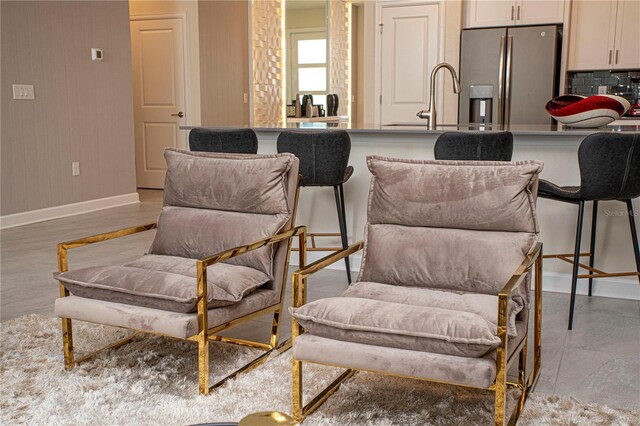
288, 30, 328, 111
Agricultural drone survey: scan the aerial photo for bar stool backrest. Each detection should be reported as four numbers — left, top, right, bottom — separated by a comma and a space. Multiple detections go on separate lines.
189, 128, 259, 154
277, 130, 351, 187
434, 131, 513, 161
578, 133, 640, 201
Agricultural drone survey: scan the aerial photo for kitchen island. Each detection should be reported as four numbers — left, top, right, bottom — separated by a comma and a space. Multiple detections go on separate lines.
183, 122, 640, 301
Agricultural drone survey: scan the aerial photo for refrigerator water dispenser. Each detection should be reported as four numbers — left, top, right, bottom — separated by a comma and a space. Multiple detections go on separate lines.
469, 85, 493, 124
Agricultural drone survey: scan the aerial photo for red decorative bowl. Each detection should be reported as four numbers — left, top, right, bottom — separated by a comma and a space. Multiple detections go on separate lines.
545, 95, 630, 128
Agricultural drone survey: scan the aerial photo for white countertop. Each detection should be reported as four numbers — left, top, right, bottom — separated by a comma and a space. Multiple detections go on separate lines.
183, 121, 640, 136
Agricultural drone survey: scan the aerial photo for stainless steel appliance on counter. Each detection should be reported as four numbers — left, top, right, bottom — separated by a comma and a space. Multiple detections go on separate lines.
459, 25, 561, 126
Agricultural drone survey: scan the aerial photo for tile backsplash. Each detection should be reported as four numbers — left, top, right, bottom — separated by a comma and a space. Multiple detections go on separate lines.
568, 70, 640, 117
569, 70, 639, 94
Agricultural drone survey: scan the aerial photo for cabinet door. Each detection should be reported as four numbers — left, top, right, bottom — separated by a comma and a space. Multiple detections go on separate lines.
613, 0, 640, 69
568, 0, 617, 71
465, 0, 515, 29
517, 0, 564, 25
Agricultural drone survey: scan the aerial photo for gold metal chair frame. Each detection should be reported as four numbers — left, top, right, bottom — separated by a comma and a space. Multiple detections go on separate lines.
57, 184, 308, 395
291, 242, 543, 425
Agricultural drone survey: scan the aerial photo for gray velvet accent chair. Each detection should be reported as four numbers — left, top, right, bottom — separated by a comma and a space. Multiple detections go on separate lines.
54, 149, 303, 394
290, 156, 544, 425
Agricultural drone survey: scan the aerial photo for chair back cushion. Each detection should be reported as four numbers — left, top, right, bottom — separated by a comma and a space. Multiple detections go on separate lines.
149, 149, 299, 284
189, 128, 259, 154
434, 131, 513, 161
577, 132, 640, 200
277, 130, 350, 186
357, 157, 543, 299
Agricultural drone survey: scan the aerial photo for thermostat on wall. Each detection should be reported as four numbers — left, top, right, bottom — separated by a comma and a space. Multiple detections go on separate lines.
91, 48, 103, 61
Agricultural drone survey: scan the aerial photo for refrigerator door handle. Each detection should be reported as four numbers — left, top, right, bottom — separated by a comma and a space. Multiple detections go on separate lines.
497, 35, 506, 125
504, 35, 514, 126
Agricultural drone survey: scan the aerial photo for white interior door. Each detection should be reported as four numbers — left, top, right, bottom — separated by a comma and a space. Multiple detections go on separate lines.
380, 4, 439, 124
131, 18, 186, 189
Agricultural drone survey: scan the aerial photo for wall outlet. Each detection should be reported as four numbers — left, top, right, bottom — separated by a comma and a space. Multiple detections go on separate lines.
72, 162, 80, 176
598, 86, 608, 95
243, 93, 248, 104
12, 84, 35, 100
91, 48, 103, 61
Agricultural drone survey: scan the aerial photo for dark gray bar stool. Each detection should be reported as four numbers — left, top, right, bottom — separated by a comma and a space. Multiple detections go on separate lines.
434, 131, 513, 161
189, 128, 258, 154
277, 130, 353, 284
538, 133, 640, 330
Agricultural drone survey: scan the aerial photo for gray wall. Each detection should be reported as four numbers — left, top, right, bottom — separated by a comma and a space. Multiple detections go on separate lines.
1, 1, 137, 216
198, 0, 250, 125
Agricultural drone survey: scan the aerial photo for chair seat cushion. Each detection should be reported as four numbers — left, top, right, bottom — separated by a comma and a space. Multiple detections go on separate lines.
293, 334, 498, 389
55, 254, 270, 313
538, 179, 582, 200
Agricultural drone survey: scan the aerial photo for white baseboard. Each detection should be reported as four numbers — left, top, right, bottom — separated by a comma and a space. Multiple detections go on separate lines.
291, 253, 640, 301
0, 193, 140, 230
541, 271, 639, 300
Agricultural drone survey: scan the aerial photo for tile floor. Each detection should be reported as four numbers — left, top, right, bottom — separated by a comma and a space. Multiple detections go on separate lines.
1, 189, 638, 410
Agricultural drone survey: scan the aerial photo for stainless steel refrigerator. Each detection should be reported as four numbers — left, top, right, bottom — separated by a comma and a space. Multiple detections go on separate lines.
458, 25, 561, 126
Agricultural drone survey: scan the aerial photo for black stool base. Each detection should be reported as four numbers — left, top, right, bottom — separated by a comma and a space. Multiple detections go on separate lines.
543, 198, 640, 330
334, 184, 352, 284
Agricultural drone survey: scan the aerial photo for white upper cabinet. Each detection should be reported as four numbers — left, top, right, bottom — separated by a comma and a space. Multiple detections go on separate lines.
465, 1, 516, 28
516, 0, 565, 25
567, 0, 617, 71
568, 0, 639, 71
464, 0, 564, 28
612, 0, 640, 70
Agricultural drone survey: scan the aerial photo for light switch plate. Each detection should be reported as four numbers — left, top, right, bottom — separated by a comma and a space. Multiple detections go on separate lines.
12, 84, 35, 100
598, 86, 608, 95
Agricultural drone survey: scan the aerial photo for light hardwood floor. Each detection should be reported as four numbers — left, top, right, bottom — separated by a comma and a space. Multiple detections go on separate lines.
1, 189, 638, 410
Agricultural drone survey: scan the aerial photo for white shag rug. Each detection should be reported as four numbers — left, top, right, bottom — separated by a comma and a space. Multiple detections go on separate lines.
1, 315, 638, 425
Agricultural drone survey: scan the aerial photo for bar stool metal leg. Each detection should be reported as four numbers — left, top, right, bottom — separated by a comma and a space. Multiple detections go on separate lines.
588, 200, 598, 296
339, 184, 352, 284
627, 199, 640, 286
569, 200, 585, 330
334, 185, 352, 284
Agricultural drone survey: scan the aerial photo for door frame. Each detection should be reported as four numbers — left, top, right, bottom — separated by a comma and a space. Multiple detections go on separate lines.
373, 0, 445, 124
129, 12, 191, 151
